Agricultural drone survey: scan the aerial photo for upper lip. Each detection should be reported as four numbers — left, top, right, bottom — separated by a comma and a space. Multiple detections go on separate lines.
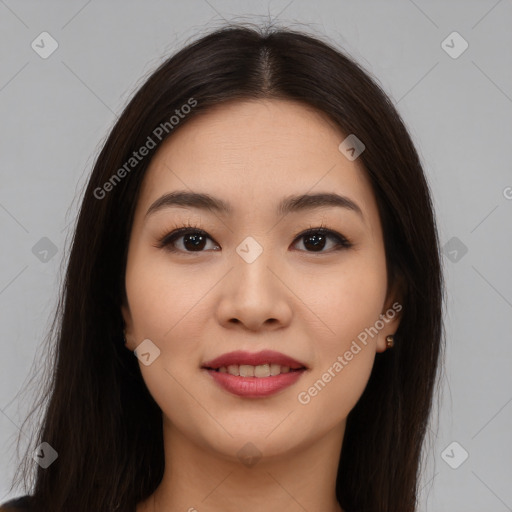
202, 350, 307, 370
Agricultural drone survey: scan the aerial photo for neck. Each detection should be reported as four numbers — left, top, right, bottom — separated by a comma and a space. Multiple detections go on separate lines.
138, 415, 346, 512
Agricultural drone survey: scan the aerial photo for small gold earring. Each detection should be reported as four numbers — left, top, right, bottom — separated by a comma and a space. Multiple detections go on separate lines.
385, 334, 394, 348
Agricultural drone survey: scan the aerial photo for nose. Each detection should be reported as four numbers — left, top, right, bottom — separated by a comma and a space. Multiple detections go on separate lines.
215, 244, 293, 332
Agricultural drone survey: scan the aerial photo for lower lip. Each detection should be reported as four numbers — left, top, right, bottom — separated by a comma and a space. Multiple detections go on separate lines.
203, 368, 306, 398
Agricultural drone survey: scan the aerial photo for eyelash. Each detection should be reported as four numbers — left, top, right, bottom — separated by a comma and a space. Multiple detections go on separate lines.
155, 220, 353, 255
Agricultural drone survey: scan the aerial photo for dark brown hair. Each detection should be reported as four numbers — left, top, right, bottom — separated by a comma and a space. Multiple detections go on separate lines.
6, 22, 444, 512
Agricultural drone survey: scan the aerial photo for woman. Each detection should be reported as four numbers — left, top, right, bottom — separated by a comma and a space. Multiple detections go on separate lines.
2, 23, 444, 512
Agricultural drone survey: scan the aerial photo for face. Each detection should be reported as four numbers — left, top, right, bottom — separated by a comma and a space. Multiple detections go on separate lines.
121, 99, 401, 461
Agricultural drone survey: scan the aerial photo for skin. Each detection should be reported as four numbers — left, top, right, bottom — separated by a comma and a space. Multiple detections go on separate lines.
122, 99, 402, 512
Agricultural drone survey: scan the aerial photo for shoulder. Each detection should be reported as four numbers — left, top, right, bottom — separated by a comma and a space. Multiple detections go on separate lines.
0, 495, 32, 511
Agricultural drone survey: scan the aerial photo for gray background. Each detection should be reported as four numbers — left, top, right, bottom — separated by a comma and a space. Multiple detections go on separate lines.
1, 1, 511, 510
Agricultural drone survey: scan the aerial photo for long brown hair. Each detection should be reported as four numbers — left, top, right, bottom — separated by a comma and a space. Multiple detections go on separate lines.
6, 22, 444, 512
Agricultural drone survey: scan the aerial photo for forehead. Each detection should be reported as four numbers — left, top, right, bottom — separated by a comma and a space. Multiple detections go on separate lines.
137, 99, 377, 221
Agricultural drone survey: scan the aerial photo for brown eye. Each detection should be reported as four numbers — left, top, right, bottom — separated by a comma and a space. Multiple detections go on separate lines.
159, 228, 219, 253
292, 228, 352, 253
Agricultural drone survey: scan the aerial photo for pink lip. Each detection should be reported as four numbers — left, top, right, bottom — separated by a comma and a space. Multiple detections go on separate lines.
204, 368, 306, 398
202, 350, 307, 370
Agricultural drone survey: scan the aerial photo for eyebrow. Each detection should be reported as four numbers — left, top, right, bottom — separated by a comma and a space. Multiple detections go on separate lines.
145, 190, 364, 220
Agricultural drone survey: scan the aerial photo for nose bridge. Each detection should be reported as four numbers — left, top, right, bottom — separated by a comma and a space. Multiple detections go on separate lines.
232, 234, 277, 294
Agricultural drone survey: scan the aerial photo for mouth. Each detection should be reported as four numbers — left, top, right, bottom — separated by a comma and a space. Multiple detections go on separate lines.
201, 350, 308, 397
203, 364, 305, 377
201, 349, 308, 375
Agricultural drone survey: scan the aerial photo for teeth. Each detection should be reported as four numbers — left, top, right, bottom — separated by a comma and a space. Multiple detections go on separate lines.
270, 363, 281, 376
254, 364, 270, 377
239, 364, 254, 377
227, 364, 239, 376
216, 364, 295, 377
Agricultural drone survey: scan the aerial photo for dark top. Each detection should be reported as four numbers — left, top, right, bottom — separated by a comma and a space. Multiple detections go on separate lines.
0, 496, 31, 511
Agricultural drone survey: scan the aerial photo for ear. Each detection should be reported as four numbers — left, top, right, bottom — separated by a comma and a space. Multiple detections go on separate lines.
121, 298, 137, 352
375, 273, 405, 353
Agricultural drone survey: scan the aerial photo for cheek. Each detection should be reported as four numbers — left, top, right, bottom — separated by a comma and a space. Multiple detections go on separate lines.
295, 346, 375, 434
292, 255, 386, 423
125, 257, 204, 420
307, 253, 388, 350
125, 248, 199, 337
125, 251, 212, 380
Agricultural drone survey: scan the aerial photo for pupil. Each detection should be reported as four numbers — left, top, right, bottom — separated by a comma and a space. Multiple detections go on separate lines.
184, 234, 206, 251
304, 233, 325, 251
